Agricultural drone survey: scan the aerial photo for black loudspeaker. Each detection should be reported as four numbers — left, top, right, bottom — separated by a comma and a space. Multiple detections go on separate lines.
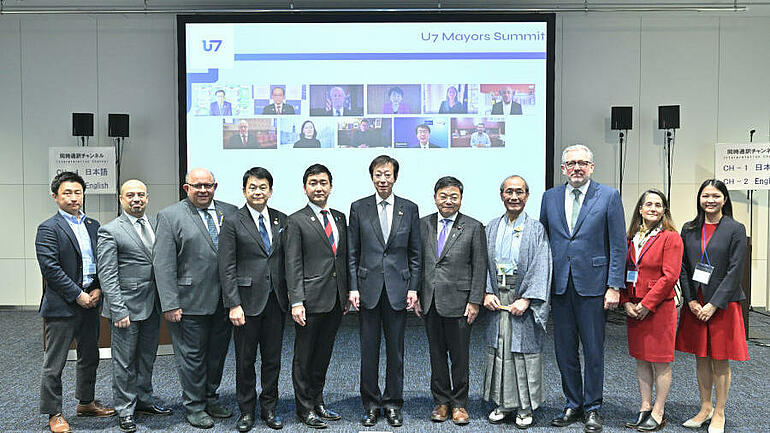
611, 106, 633, 130
108, 114, 130, 137
72, 113, 94, 136
658, 105, 680, 129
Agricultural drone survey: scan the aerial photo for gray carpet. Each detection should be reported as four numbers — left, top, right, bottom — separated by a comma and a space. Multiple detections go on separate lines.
2, 308, 768, 432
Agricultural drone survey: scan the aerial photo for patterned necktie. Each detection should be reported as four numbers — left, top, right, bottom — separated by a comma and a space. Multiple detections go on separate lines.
136, 218, 153, 252
437, 218, 451, 255
276, 105, 281, 114
379, 201, 389, 241
570, 189, 582, 233
201, 209, 219, 248
320, 210, 336, 254
258, 214, 271, 254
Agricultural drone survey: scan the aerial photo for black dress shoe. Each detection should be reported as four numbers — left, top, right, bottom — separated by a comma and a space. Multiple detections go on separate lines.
297, 411, 327, 429
118, 415, 137, 433
260, 409, 283, 430
135, 404, 172, 416
625, 411, 651, 428
237, 414, 255, 432
551, 408, 584, 427
637, 414, 666, 432
314, 404, 341, 421
361, 409, 379, 426
584, 410, 604, 433
385, 408, 403, 427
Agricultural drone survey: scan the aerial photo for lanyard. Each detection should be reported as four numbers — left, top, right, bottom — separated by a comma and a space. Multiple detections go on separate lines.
699, 224, 712, 266
627, 231, 659, 268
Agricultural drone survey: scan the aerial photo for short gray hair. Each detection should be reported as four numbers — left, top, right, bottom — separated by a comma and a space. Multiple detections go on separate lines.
499, 175, 529, 193
561, 144, 594, 164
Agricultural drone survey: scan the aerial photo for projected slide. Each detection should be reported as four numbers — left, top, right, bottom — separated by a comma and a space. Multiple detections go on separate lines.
182, 17, 551, 221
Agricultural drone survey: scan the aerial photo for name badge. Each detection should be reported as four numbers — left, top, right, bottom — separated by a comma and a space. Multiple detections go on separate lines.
693, 263, 714, 285
626, 270, 638, 283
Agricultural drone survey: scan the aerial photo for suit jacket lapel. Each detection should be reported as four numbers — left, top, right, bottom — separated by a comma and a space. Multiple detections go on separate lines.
268, 208, 282, 257
386, 197, 404, 247
86, 217, 98, 255
427, 213, 439, 260
119, 214, 152, 258
438, 213, 464, 262
55, 213, 82, 258
304, 205, 334, 254
239, 206, 267, 254
573, 182, 599, 235
366, 196, 386, 247
186, 199, 216, 252
555, 185, 570, 235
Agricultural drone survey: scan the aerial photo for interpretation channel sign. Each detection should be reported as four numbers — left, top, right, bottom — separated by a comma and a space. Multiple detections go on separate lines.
715, 142, 770, 190
49, 147, 117, 194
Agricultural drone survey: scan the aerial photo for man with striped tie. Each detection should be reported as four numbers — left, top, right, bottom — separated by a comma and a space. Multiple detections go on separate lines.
285, 164, 350, 429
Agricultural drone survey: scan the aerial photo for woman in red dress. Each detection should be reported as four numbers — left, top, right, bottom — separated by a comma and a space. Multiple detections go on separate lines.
676, 179, 748, 433
621, 189, 682, 432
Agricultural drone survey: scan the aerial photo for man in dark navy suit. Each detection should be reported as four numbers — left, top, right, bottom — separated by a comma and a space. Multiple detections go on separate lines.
540, 145, 626, 433
36, 171, 115, 433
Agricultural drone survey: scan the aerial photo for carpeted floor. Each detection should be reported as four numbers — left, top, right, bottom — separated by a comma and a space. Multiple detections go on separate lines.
2, 308, 768, 432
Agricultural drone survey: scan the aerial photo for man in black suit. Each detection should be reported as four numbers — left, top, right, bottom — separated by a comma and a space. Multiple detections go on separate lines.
226, 120, 259, 149
262, 87, 295, 115
491, 87, 523, 115
312, 86, 363, 116
285, 164, 349, 429
36, 171, 115, 433
419, 176, 486, 425
348, 155, 421, 428
412, 124, 442, 149
218, 167, 288, 432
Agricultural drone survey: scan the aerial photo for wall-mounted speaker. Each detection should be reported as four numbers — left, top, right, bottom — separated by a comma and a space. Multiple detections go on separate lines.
611, 106, 633, 130
108, 114, 130, 138
72, 113, 94, 136
658, 105, 680, 129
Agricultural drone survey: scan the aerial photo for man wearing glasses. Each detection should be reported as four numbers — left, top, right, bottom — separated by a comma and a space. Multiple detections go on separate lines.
539, 145, 626, 433
154, 168, 238, 429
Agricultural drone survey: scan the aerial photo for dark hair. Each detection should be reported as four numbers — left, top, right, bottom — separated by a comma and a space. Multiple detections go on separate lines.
627, 189, 677, 237
368, 155, 400, 179
683, 179, 733, 232
271, 86, 285, 96
434, 176, 463, 195
300, 120, 317, 139
388, 87, 404, 98
215, 89, 225, 96
51, 171, 86, 194
242, 167, 274, 189
445, 86, 458, 100
303, 164, 332, 186
360, 119, 369, 125
499, 175, 529, 194
415, 124, 431, 134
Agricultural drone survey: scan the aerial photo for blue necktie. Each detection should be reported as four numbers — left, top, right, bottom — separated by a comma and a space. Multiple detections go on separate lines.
437, 218, 451, 255
201, 209, 219, 248
259, 214, 271, 254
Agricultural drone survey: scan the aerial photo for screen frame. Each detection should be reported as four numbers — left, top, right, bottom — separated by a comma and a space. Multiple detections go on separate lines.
176, 11, 555, 198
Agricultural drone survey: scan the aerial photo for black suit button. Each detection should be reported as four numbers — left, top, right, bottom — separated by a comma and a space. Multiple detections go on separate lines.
265, 276, 270, 280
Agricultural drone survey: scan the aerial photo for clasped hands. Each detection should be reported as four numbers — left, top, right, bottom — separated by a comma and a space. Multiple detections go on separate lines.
75, 289, 101, 309
622, 302, 650, 320
688, 300, 716, 322
483, 293, 530, 316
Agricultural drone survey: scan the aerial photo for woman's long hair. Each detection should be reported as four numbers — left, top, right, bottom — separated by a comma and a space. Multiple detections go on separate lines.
627, 189, 677, 237
682, 178, 733, 232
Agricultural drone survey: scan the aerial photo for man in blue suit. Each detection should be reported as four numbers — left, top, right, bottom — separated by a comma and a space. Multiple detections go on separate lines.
210, 90, 233, 116
539, 145, 626, 433
36, 171, 115, 433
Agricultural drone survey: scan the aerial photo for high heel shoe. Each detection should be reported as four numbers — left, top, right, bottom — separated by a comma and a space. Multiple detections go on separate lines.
625, 411, 651, 428
682, 408, 714, 428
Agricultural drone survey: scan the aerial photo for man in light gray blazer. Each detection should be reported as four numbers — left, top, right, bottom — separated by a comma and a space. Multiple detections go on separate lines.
97, 180, 171, 433
153, 168, 238, 429
418, 176, 486, 425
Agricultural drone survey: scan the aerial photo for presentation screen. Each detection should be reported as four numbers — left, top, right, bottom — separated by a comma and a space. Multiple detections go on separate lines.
179, 13, 554, 222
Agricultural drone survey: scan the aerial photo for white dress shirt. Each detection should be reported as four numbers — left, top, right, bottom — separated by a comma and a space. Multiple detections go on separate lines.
125, 213, 155, 244
436, 212, 457, 241
308, 201, 339, 244
197, 206, 221, 233
246, 205, 273, 245
565, 180, 590, 232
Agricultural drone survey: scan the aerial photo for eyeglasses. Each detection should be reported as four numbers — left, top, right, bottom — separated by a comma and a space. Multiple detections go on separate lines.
187, 183, 215, 190
563, 160, 593, 169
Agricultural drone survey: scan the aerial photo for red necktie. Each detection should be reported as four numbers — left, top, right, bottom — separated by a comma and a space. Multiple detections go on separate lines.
320, 210, 336, 254
276, 105, 281, 114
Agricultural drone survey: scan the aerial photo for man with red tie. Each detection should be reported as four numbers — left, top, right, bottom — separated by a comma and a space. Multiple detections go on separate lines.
226, 120, 259, 149
284, 164, 350, 429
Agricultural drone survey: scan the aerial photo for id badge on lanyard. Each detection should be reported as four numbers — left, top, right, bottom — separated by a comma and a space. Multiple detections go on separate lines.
626, 269, 638, 284
693, 225, 714, 285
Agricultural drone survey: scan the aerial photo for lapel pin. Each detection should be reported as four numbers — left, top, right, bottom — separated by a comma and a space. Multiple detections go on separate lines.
273, 218, 279, 225
398, 210, 403, 216
311, 217, 316, 222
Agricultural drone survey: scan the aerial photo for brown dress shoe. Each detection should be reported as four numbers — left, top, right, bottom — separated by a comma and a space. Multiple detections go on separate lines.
49, 414, 71, 433
452, 407, 470, 425
76, 400, 116, 417
431, 404, 450, 422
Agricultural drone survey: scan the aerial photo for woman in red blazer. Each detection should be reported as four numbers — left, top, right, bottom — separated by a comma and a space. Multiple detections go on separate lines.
621, 189, 683, 432
676, 179, 748, 433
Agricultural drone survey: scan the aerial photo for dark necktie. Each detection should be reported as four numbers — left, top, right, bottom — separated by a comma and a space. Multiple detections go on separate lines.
320, 210, 336, 254
201, 209, 219, 248
258, 214, 271, 253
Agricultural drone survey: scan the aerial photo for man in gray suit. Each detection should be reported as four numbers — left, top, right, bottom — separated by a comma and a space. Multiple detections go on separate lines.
153, 168, 237, 429
219, 167, 288, 432
418, 176, 486, 425
285, 164, 349, 429
97, 180, 171, 433
347, 155, 421, 428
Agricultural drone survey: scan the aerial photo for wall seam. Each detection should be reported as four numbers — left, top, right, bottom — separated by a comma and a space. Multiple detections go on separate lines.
18, 17, 29, 304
